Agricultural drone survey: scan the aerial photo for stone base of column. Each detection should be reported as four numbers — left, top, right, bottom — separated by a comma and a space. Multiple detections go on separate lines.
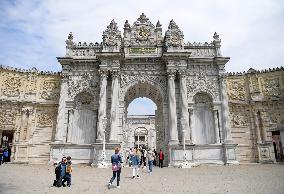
257, 142, 275, 163
222, 143, 239, 165
96, 139, 103, 143
168, 140, 179, 145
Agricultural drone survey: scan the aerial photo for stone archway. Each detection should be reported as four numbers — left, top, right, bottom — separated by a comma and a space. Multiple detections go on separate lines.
122, 81, 168, 163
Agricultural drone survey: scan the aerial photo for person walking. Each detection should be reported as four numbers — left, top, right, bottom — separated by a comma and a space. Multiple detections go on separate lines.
153, 149, 157, 166
159, 149, 164, 168
131, 148, 141, 179
147, 149, 155, 174
108, 147, 123, 189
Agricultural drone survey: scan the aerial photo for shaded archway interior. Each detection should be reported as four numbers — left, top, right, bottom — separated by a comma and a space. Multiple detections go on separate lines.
124, 81, 163, 110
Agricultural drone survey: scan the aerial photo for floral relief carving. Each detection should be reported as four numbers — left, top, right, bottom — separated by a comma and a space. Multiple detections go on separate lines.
262, 77, 281, 98
226, 79, 246, 101
68, 73, 98, 100
230, 113, 249, 127
0, 111, 17, 128
120, 74, 167, 98
37, 112, 53, 127
41, 81, 60, 100
3, 77, 21, 97
249, 76, 260, 93
186, 72, 219, 101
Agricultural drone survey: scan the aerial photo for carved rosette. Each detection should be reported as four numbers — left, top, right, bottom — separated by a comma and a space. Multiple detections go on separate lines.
164, 20, 184, 49
67, 73, 98, 101
123, 13, 158, 46
186, 72, 219, 101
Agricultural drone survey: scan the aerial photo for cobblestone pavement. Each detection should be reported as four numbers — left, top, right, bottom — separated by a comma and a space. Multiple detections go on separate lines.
0, 164, 283, 194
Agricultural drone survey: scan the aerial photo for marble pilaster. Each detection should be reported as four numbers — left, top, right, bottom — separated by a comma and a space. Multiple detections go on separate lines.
109, 71, 120, 142
55, 78, 68, 142
96, 70, 108, 142
179, 72, 190, 143
167, 72, 178, 144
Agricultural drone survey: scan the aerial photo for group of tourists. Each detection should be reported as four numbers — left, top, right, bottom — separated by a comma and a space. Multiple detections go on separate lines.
0, 147, 10, 165
53, 156, 73, 187
52, 147, 164, 190
107, 147, 165, 189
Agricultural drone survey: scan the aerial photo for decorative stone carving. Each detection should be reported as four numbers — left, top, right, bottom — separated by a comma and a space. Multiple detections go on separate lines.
226, 79, 246, 101
120, 74, 167, 99
165, 20, 184, 49
262, 77, 281, 98
3, 77, 21, 97
249, 76, 260, 93
0, 111, 16, 127
230, 113, 249, 127
37, 112, 53, 127
123, 13, 162, 47
186, 72, 219, 101
41, 81, 60, 100
67, 73, 98, 100
193, 92, 213, 104
102, 20, 121, 51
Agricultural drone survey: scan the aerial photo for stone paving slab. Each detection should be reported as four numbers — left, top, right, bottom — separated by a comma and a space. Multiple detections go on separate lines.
0, 164, 283, 194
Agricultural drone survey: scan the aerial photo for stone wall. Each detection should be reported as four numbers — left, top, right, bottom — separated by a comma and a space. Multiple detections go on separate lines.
0, 66, 60, 164
226, 68, 284, 163
0, 65, 283, 164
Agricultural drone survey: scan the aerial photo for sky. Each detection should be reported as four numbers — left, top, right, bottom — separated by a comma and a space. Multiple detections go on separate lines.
0, 0, 283, 114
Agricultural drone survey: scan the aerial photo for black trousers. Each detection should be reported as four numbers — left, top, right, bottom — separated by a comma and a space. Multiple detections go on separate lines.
109, 169, 121, 186
159, 159, 163, 168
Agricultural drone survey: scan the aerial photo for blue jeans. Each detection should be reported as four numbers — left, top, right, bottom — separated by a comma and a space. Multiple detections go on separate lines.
148, 160, 153, 172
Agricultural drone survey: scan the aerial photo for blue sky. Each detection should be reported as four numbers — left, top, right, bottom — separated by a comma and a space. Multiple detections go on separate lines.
0, 0, 283, 114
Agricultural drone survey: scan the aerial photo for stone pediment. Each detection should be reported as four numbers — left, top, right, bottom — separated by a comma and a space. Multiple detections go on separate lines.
123, 13, 163, 47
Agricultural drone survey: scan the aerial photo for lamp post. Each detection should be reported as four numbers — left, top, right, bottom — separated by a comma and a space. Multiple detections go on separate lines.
98, 118, 108, 168
180, 118, 191, 168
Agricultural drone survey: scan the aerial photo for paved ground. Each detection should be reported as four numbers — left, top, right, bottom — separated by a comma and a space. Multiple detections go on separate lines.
0, 163, 283, 194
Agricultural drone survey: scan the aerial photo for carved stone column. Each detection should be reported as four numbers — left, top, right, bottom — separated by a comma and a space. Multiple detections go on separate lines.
96, 70, 108, 142
188, 109, 193, 144
213, 108, 221, 143
167, 71, 178, 144
109, 71, 120, 142
179, 71, 190, 143
55, 78, 68, 142
219, 76, 232, 142
253, 111, 262, 143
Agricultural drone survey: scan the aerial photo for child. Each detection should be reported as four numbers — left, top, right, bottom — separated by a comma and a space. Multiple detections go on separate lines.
63, 156, 72, 187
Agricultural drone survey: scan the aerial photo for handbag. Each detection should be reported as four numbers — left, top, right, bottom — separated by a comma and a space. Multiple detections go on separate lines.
112, 164, 120, 171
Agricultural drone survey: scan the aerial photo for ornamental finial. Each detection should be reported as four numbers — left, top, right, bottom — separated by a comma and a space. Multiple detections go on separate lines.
67, 32, 73, 41
213, 32, 220, 40
156, 20, 162, 28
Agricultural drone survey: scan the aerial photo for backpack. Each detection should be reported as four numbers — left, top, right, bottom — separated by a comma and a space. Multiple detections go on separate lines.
3, 151, 8, 158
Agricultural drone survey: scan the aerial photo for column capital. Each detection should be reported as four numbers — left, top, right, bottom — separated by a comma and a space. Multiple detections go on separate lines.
110, 70, 120, 78
167, 70, 176, 79
178, 70, 187, 79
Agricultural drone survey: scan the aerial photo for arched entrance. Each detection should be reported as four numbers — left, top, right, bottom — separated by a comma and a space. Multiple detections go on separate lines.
122, 81, 167, 163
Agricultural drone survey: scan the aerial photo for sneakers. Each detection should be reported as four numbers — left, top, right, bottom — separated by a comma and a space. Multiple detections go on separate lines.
108, 183, 111, 190
116, 186, 120, 189
136, 175, 140, 179
132, 176, 135, 179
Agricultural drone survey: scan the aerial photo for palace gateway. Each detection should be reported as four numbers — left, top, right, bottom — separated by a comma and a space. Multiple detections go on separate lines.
52, 13, 238, 166
1, 14, 282, 166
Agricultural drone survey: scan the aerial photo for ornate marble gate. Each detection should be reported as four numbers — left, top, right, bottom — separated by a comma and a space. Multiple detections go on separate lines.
50, 13, 238, 166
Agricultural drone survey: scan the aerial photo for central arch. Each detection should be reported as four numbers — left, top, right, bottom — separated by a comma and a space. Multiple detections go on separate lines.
122, 81, 168, 163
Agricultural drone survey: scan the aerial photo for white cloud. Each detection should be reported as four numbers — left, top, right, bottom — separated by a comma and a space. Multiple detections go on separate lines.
0, 0, 283, 72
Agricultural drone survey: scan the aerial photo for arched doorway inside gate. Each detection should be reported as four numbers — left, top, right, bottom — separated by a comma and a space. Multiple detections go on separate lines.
123, 81, 166, 163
